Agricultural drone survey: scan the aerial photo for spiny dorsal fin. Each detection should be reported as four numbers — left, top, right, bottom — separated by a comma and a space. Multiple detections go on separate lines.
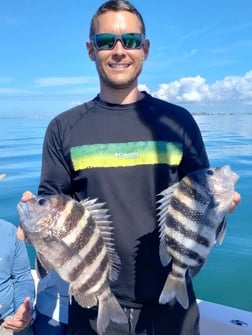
157, 184, 178, 266
80, 198, 121, 282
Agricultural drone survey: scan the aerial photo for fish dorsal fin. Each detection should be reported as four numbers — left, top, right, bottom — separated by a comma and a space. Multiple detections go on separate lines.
157, 183, 178, 266
80, 198, 121, 282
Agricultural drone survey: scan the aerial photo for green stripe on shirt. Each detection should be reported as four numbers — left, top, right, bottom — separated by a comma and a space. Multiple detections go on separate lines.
71, 141, 183, 170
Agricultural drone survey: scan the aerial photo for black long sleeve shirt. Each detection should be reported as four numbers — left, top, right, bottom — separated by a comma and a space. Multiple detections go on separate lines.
38, 92, 209, 307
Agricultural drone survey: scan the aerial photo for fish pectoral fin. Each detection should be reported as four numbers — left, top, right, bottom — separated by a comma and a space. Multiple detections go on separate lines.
215, 217, 227, 245
97, 291, 127, 335
159, 276, 189, 309
69, 286, 97, 308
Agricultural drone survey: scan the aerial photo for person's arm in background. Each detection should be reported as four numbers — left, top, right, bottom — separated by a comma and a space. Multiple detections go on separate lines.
2, 228, 34, 332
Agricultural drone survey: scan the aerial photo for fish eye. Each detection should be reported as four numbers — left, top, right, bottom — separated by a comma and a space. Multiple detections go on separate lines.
38, 198, 47, 206
206, 169, 214, 176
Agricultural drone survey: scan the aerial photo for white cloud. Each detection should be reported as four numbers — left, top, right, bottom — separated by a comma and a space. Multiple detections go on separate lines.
151, 70, 252, 105
34, 76, 97, 87
138, 84, 151, 93
1, 72, 252, 110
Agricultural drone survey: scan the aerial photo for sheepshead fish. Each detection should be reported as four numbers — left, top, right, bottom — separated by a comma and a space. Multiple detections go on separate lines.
17, 195, 127, 335
157, 165, 239, 309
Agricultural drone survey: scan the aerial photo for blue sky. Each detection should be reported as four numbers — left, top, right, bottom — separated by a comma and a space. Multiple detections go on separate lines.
1, 0, 252, 117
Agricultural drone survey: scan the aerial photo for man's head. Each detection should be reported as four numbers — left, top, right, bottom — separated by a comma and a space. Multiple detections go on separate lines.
86, 0, 150, 98
89, 0, 146, 38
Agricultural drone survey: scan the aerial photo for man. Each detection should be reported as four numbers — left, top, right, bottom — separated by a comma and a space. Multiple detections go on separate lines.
19, 1, 241, 334
0, 219, 34, 335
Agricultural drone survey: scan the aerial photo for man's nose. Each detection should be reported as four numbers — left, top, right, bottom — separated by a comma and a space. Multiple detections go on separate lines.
113, 39, 126, 53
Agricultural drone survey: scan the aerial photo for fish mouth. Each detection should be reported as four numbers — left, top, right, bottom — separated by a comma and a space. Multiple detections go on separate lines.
16, 203, 30, 241
17, 202, 27, 219
17, 202, 39, 234
218, 165, 239, 181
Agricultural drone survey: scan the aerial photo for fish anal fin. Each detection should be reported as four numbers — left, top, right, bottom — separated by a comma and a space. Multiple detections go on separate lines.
159, 239, 172, 266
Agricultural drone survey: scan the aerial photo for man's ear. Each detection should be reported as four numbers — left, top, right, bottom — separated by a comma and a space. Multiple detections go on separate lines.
86, 41, 96, 61
142, 39, 150, 61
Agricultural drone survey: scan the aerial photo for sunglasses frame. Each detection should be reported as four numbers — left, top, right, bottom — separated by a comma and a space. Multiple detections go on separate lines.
90, 33, 145, 50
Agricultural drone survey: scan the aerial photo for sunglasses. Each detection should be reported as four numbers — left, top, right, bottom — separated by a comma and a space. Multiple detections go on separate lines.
90, 33, 145, 50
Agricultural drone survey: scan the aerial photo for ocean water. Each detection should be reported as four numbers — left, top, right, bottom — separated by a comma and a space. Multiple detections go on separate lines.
0, 113, 251, 312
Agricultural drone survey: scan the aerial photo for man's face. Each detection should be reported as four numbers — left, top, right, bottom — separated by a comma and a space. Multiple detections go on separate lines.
87, 11, 149, 90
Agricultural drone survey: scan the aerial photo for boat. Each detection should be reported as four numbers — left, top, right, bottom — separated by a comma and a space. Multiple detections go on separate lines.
31, 270, 252, 334
197, 299, 252, 334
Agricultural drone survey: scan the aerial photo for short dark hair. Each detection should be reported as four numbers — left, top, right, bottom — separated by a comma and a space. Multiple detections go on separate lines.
89, 0, 146, 38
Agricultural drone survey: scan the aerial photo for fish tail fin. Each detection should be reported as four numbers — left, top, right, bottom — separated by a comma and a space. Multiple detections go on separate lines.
97, 291, 127, 335
159, 275, 189, 309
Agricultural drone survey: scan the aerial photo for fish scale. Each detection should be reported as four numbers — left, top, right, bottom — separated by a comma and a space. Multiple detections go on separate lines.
17, 194, 127, 335
157, 165, 239, 309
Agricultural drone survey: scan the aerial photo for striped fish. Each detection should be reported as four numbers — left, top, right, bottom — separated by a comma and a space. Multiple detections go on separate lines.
157, 165, 239, 309
17, 195, 127, 335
